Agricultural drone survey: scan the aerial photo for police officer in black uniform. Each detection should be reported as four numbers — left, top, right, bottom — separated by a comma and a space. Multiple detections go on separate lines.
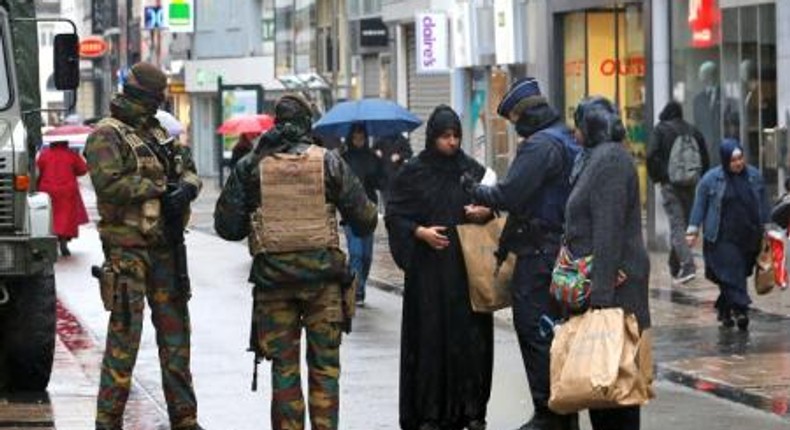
463, 78, 580, 430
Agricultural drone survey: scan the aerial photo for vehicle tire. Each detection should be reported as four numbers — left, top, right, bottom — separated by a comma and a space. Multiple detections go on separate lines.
3, 274, 56, 392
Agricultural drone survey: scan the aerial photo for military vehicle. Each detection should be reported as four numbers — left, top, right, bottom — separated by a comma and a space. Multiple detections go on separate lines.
0, 0, 79, 391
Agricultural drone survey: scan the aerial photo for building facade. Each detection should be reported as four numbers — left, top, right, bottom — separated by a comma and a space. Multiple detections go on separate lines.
379, 0, 790, 247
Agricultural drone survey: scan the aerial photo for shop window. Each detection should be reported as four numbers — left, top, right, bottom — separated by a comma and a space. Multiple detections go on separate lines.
671, 1, 777, 195
467, 67, 512, 178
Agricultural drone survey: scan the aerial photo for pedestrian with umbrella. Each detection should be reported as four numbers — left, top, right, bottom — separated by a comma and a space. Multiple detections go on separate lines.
312, 98, 422, 138
341, 123, 384, 307
43, 124, 94, 154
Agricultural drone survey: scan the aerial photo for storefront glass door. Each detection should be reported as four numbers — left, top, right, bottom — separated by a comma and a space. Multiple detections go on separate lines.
561, 5, 647, 202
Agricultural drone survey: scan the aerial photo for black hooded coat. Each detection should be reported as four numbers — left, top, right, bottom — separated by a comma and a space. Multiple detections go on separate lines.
385, 106, 492, 429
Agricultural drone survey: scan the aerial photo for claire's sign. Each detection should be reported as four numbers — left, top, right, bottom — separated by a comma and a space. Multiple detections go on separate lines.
416, 12, 449, 74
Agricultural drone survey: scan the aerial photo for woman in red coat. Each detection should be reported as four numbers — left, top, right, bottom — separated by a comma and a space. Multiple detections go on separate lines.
36, 140, 89, 256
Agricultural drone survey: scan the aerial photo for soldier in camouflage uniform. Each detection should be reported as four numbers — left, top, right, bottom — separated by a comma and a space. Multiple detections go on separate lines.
214, 94, 377, 430
84, 62, 203, 430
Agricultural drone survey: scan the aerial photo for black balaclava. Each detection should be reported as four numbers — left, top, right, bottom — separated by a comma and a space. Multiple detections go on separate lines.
274, 94, 313, 142
573, 96, 626, 147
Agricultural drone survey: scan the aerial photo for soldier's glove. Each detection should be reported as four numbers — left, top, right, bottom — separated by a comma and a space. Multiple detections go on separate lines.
460, 172, 479, 196
162, 181, 198, 219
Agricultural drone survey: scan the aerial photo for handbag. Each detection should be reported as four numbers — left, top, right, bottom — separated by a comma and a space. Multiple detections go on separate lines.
550, 246, 594, 313
456, 216, 515, 313
550, 245, 626, 313
548, 308, 654, 414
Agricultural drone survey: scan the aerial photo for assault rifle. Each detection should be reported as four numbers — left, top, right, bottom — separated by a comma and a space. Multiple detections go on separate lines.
145, 136, 192, 297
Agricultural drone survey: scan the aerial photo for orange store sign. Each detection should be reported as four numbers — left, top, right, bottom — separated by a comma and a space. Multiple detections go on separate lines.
563, 57, 646, 78
79, 36, 108, 59
600, 57, 645, 77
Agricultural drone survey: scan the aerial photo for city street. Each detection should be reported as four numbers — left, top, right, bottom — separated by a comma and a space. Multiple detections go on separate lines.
2, 0, 789, 429
1, 180, 788, 429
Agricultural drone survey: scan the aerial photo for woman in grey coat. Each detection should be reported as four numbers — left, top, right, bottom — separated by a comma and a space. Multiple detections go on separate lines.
562, 96, 651, 430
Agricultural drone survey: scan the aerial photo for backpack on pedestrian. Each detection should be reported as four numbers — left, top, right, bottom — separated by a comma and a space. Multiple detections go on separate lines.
667, 128, 703, 187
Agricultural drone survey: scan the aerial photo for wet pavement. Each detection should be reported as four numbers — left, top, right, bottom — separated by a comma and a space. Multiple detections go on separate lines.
2, 178, 790, 428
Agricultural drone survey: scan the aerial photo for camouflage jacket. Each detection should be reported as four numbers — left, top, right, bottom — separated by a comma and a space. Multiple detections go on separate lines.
85, 95, 201, 248
214, 135, 378, 289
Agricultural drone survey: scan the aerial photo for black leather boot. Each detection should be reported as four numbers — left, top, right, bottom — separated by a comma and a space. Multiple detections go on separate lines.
59, 238, 71, 257
516, 408, 578, 430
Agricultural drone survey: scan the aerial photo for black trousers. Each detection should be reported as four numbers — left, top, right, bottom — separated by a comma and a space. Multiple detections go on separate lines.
511, 250, 559, 409
589, 406, 640, 430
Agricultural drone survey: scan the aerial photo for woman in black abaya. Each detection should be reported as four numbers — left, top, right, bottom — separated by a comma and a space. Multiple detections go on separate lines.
385, 105, 494, 430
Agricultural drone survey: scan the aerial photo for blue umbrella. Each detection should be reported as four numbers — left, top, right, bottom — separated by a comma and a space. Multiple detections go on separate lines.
313, 98, 422, 138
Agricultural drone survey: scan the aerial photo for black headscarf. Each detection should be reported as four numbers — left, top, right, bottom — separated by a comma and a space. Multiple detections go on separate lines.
573, 96, 626, 148
418, 105, 469, 174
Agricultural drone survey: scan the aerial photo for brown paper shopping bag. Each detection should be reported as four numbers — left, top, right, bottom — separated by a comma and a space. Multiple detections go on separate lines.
548, 308, 654, 414
456, 217, 515, 313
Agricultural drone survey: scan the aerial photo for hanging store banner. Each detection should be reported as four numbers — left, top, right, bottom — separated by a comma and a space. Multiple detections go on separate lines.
164, 0, 195, 33
416, 11, 450, 74
451, 1, 473, 68
494, 0, 516, 64
688, 0, 720, 48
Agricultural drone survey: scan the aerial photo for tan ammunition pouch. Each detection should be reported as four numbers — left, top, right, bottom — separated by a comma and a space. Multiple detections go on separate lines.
97, 118, 167, 237
250, 145, 339, 254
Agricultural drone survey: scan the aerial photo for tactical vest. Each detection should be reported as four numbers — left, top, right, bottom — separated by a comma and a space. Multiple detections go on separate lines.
95, 118, 169, 244
249, 145, 339, 254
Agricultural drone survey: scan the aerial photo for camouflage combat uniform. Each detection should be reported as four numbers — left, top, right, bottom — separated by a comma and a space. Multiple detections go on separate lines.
214, 96, 377, 430
85, 94, 202, 430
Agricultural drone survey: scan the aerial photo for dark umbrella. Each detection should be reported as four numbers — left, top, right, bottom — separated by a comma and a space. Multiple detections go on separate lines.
312, 98, 421, 138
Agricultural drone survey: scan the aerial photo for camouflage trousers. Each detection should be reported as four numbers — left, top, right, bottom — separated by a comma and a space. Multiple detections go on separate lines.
255, 283, 344, 430
96, 246, 198, 430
